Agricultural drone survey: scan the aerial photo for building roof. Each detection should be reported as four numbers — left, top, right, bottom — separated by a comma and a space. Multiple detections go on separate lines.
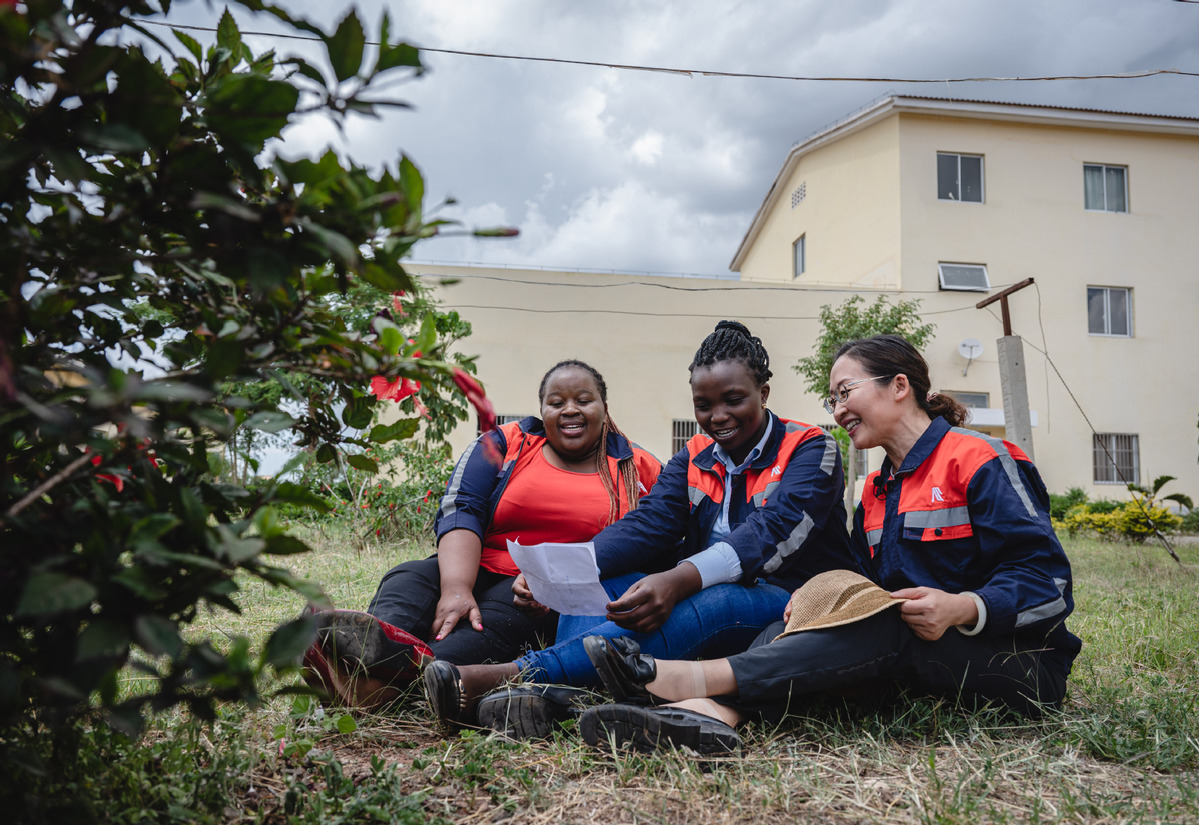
728, 95, 1199, 272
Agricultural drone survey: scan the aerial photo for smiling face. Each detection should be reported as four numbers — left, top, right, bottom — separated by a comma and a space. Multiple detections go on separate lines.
690, 359, 769, 465
828, 354, 895, 452
540, 365, 607, 464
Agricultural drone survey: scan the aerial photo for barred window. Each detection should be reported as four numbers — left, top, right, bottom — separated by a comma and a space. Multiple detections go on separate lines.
478, 414, 525, 435
671, 419, 700, 455
1093, 432, 1139, 485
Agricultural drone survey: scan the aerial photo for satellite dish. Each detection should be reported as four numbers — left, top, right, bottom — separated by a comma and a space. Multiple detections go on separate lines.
958, 338, 983, 376
958, 338, 984, 360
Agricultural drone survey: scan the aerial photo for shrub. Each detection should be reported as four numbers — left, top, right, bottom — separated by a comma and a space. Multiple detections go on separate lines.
1180, 507, 1199, 534
0, 0, 500, 746
1049, 486, 1089, 521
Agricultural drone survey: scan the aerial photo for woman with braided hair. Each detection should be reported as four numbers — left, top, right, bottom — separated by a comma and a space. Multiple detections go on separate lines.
303, 359, 662, 709
423, 321, 853, 737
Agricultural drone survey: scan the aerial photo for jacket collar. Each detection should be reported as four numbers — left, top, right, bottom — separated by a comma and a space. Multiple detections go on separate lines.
692, 411, 783, 472
878, 415, 951, 480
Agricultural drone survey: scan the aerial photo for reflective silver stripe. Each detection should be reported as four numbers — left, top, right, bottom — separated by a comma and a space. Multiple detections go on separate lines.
762, 512, 814, 574
688, 485, 708, 507
752, 479, 781, 508
904, 507, 971, 530
438, 437, 481, 519
866, 527, 883, 546
952, 427, 1037, 519
1015, 577, 1069, 628
785, 421, 803, 433
818, 430, 838, 476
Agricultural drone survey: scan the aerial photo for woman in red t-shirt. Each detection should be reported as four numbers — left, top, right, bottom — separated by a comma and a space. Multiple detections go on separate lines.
303, 360, 661, 708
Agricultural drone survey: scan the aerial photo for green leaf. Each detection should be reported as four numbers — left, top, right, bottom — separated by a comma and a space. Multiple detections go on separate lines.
342, 395, 373, 430
368, 418, 420, 443
316, 443, 337, 464
335, 714, 358, 734
377, 323, 404, 356
262, 535, 314, 556
204, 74, 299, 144
133, 380, 214, 402
398, 154, 424, 214
357, 261, 409, 292
270, 482, 332, 514
263, 616, 315, 669
16, 573, 98, 617
346, 454, 378, 473
76, 620, 130, 661
244, 411, 295, 433
135, 615, 183, 658
327, 10, 366, 82
216, 7, 242, 57
174, 28, 204, 64
376, 41, 422, 74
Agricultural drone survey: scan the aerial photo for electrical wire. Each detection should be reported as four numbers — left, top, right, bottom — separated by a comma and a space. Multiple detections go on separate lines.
139, 20, 1199, 85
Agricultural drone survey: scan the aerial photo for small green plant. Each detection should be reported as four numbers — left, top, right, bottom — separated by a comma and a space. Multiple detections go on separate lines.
1049, 486, 1088, 521
273, 693, 358, 760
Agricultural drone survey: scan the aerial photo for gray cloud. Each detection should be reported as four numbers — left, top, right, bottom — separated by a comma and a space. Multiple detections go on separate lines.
172, 0, 1199, 275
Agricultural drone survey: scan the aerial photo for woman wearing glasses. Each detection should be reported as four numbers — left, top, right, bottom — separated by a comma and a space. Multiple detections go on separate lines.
578, 334, 1081, 754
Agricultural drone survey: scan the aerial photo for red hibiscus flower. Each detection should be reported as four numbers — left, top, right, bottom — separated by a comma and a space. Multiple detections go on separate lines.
370, 375, 421, 403
451, 368, 495, 434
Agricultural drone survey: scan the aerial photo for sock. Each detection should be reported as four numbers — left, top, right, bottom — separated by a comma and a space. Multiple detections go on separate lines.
645, 661, 708, 702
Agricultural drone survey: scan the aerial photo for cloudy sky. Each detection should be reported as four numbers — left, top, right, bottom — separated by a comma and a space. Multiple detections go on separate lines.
164, 0, 1199, 277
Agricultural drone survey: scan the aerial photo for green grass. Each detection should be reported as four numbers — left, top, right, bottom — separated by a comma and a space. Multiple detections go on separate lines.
16, 532, 1199, 824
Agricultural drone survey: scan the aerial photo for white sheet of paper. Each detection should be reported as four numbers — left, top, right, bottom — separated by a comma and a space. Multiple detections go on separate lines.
506, 539, 611, 616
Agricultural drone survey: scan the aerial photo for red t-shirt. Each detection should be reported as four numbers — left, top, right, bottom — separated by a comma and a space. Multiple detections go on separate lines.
480, 445, 617, 576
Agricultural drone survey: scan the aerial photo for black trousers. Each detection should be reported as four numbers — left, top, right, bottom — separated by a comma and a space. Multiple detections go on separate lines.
367, 555, 558, 665
726, 609, 1069, 720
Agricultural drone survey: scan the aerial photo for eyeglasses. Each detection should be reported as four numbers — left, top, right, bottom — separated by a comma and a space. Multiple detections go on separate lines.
822, 375, 895, 414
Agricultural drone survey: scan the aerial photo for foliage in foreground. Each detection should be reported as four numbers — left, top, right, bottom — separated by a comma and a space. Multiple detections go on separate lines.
0, 0, 497, 741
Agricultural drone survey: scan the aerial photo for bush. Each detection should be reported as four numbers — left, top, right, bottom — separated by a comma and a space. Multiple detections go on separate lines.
1049, 486, 1089, 521
1180, 507, 1199, 534
1, 1, 499, 746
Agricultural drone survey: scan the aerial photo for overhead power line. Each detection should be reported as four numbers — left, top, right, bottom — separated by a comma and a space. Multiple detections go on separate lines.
141, 20, 1199, 84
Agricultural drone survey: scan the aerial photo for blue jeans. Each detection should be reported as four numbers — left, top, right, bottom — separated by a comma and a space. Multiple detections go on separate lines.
514, 572, 789, 688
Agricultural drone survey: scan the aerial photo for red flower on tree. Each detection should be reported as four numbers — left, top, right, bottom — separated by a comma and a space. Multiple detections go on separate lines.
451, 368, 495, 434
370, 375, 421, 404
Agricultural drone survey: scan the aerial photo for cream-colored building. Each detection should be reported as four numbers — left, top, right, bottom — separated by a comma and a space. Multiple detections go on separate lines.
416, 96, 1199, 503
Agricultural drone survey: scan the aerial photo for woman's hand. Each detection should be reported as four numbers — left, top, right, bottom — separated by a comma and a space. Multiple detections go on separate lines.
782, 586, 802, 623
605, 565, 701, 634
512, 573, 550, 617
891, 586, 978, 641
432, 586, 483, 641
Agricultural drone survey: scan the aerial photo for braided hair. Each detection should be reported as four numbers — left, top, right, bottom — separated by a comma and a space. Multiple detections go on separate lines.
688, 320, 773, 386
538, 359, 644, 527
834, 334, 969, 426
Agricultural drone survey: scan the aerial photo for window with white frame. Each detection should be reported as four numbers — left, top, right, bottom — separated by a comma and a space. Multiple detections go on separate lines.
1084, 163, 1127, 212
671, 419, 700, 455
1093, 433, 1139, 484
1087, 286, 1132, 337
937, 152, 984, 202
793, 235, 806, 278
477, 413, 525, 435
950, 391, 989, 409
938, 263, 989, 292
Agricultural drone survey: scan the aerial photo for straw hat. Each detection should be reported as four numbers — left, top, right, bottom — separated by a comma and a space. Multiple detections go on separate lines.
774, 569, 908, 641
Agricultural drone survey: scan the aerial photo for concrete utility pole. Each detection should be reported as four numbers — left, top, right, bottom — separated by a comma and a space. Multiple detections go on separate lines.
976, 278, 1036, 460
